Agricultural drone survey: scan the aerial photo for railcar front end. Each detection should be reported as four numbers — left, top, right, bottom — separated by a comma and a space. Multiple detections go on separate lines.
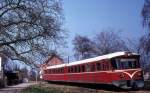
110, 55, 144, 89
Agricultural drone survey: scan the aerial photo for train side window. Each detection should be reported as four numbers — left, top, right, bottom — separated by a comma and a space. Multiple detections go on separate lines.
111, 59, 117, 69
55, 68, 58, 74
86, 64, 90, 72
69, 67, 71, 73
74, 66, 77, 73
55, 69, 57, 73
61, 68, 62, 73
58, 68, 60, 73
79, 65, 81, 72
49, 69, 51, 74
60, 68, 62, 73
53, 69, 54, 73
109, 61, 112, 70
56, 68, 58, 73
48, 69, 50, 74
91, 63, 95, 72
81, 65, 85, 72
77, 65, 80, 72
68, 67, 70, 73
70, 67, 71, 73
96, 62, 101, 71
76, 66, 78, 72
61, 68, 63, 73
69, 67, 72, 73
56, 69, 57, 73
51, 69, 52, 73
60, 68, 61, 73
104, 63, 107, 70
59, 68, 61, 73
57, 69, 59, 73
104, 64, 107, 70
52, 69, 54, 74
54, 69, 56, 73
102, 64, 105, 70
107, 63, 111, 70
53, 69, 55, 73
58, 69, 60, 73
103, 63, 107, 70
71, 67, 74, 73
51, 69, 53, 74
58, 68, 62, 73
50, 69, 52, 74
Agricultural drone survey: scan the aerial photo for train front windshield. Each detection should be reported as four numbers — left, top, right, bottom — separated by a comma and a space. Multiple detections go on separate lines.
111, 57, 140, 70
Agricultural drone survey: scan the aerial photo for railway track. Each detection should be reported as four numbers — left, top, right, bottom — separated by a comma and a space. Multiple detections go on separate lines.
39, 81, 150, 93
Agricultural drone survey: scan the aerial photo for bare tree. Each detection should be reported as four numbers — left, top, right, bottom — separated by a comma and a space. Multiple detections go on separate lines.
139, 34, 150, 54
73, 35, 96, 60
138, 34, 150, 68
94, 30, 128, 55
141, 0, 150, 68
142, 0, 150, 28
126, 34, 150, 68
0, 0, 66, 67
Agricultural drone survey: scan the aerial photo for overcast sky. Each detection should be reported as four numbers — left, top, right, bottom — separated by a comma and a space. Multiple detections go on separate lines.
62, 0, 146, 57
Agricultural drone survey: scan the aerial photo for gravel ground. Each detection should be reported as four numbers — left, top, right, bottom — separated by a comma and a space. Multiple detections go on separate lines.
0, 83, 37, 93
37, 81, 150, 93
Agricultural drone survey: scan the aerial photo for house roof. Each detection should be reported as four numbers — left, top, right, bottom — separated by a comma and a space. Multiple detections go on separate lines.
44, 54, 64, 64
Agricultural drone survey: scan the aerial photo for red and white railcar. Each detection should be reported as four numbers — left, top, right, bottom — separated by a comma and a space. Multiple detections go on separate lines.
41, 51, 144, 89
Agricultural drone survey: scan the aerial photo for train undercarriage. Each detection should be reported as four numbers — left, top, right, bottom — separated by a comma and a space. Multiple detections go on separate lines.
112, 79, 144, 89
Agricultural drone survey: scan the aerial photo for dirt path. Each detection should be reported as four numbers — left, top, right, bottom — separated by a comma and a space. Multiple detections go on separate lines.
0, 83, 36, 93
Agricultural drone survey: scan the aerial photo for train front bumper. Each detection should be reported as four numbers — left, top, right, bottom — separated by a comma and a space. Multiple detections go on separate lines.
112, 79, 144, 89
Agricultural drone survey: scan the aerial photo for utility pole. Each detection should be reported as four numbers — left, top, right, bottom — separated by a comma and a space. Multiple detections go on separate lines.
68, 56, 69, 64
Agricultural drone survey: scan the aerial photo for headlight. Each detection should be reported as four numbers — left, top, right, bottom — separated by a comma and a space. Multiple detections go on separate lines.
137, 72, 142, 76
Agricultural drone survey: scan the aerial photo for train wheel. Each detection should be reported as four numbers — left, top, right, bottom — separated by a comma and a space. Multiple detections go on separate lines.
131, 82, 139, 90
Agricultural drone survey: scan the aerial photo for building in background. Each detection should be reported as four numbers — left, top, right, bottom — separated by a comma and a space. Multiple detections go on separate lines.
40, 54, 64, 79
44, 54, 64, 66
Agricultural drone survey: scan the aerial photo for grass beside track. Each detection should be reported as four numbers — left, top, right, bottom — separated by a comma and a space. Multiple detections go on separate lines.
21, 82, 112, 93
21, 85, 64, 93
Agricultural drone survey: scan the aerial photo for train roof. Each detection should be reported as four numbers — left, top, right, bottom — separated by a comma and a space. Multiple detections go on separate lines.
46, 63, 66, 69
46, 51, 139, 69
